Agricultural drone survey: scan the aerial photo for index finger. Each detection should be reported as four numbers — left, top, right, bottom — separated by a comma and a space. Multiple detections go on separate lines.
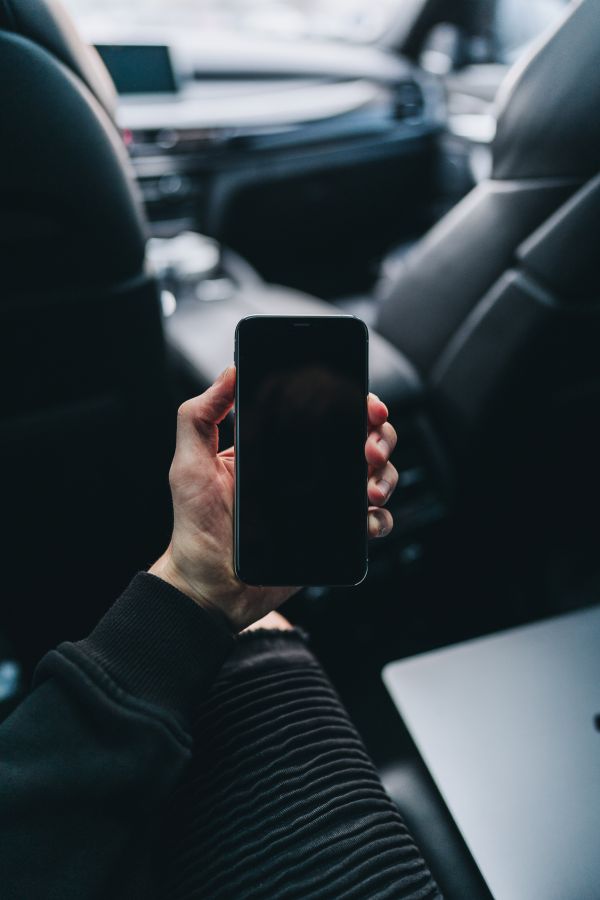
368, 393, 388, 429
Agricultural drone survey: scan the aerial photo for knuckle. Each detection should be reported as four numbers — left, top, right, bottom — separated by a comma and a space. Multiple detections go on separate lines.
384, 422, 397, 449
177, 399, 193, 419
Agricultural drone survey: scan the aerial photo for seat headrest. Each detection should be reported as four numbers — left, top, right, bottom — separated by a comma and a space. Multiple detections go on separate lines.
493, 0, 600, 181
0, 0, 116, 117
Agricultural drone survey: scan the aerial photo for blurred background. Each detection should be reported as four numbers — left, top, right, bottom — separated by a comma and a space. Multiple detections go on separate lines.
4, 0, 597, 773
56, 0, 571, 305
63, 0, 567, 51
64, 0, 401, 42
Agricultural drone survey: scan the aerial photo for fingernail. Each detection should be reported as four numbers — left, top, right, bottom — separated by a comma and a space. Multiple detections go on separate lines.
369, 512, 389, 538
377, 479, 391, 499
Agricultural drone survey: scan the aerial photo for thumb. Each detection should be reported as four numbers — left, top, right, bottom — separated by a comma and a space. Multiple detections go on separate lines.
176, 367, 236, 457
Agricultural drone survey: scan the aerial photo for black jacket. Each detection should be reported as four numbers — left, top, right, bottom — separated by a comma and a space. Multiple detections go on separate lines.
0, 573, 235, 900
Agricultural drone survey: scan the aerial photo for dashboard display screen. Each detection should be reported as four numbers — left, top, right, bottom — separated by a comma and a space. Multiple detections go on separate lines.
95, 45, 178, 94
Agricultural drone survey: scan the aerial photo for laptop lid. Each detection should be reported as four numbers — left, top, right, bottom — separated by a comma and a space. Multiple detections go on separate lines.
383, 605, 600, 900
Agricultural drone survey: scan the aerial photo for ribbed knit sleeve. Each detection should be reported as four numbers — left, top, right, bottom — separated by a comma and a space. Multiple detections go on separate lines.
160, 630, 441, 899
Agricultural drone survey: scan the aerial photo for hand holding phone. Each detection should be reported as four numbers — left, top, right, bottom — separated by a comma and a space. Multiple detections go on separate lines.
150, 353, 396, 631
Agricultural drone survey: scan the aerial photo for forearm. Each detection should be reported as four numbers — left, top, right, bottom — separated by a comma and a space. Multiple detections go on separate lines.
0, 573, 234, 900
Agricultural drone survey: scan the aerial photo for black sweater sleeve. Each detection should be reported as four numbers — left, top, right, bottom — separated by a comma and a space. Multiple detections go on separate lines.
0, 572, 235, 900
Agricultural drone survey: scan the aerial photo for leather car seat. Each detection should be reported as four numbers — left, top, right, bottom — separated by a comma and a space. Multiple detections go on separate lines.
0, 0, 174, 666
377, 0, 600, 456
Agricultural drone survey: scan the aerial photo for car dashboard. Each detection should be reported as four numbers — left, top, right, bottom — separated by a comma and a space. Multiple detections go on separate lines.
97, 38, 444, 294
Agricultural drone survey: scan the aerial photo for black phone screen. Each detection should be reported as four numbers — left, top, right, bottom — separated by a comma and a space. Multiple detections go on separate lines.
235, 316, 368, 586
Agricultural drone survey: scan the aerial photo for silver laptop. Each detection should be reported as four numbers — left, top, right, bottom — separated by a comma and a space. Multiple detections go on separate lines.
383, 605, 600, 900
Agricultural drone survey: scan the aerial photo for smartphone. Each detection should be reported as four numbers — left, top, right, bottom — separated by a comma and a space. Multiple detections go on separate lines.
234, 315, 369, 586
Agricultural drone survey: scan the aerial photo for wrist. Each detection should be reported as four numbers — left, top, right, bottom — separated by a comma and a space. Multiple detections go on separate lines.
149, 551, 236, 634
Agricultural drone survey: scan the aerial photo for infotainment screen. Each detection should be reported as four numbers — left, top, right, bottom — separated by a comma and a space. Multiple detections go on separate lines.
95, 44, 178, 95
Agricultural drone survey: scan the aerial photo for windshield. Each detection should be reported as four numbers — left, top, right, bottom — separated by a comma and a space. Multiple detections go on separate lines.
62, 0, 402, 44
